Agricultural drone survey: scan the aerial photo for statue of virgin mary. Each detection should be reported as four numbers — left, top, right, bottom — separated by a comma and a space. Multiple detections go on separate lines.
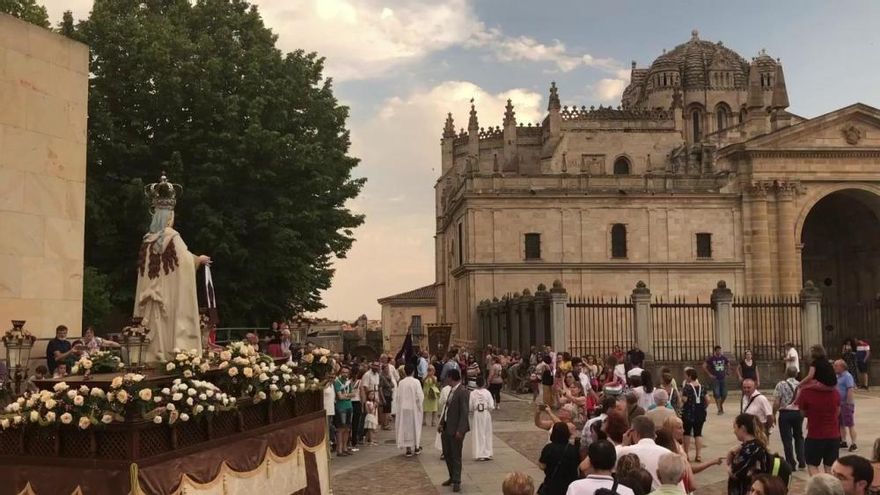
134, 173, 211, 361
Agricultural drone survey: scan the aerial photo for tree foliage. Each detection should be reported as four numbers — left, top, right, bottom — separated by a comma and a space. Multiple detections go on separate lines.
71, 0, 364, 326
0, 0, 49, 27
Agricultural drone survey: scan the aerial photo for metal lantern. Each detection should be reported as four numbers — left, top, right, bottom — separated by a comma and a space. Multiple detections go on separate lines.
3, 320, 35, 395
121, 317, 151, 372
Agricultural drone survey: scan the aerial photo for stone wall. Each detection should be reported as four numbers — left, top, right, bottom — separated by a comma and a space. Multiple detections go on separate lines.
380, 303, 436, 352
0, 14, 89, 338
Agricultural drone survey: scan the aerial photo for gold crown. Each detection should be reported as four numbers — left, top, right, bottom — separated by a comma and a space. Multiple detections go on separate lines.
144, 172, 182, 211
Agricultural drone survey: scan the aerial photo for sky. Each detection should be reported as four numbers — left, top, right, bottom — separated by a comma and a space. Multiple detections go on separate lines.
42, 0, 880, 321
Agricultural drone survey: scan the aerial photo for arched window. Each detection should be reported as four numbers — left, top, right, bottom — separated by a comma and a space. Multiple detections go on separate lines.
613, 157, 631, 175
691, 110, 702, 141
715, 103, 730, 131
611, 224, 627, 258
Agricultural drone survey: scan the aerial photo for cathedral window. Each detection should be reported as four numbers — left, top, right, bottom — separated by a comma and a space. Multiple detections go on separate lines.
715, 103, 730, 131
613, 157, 631, 175
696, 233, 712, 258
691, 110, 702, 142
611, 224, 627, 259
524, 233, 541, 260
457, 222, 464, 265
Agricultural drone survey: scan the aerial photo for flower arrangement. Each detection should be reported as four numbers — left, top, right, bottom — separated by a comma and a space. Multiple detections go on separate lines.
70, 350, 124, 375
121, 317, 150, 341
105, 373, 155, 417
164, 348, 209, 378
302, 347, 334, 381
2, 320, 36, 346
152, 378, 235, 425
2, 382, 112, 430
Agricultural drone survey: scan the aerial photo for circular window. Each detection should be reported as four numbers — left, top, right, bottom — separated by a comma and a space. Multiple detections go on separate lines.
823, 278, 833, 287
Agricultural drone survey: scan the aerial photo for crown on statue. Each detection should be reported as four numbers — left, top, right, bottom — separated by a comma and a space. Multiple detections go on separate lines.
144, 172, 182, 211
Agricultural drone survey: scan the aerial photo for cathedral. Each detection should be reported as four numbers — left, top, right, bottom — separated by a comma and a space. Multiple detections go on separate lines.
432, 30, 880, 346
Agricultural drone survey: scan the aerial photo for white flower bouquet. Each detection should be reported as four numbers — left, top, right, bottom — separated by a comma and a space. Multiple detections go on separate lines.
1, 383, 111, 430
152, 378, 235, 425
70, 350, 123, 375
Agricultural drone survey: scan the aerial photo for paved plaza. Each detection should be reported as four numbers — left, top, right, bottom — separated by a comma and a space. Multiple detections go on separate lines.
330, 387, 880, 495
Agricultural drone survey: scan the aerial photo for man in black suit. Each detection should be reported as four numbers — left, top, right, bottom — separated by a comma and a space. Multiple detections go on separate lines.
439, 368, 470, 492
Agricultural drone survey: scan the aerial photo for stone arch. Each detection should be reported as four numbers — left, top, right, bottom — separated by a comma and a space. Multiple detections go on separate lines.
794, 183, 880, 242
612, 155, 632, 175
687, 103, 705, 142
714, 102, 732, 131
797, 185, 880, 305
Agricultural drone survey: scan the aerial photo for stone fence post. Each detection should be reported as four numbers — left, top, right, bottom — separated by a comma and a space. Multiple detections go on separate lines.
631, 281, 652, 359
549, 280, 568, 352
711, 280, 734, 353
800, 281, 823, 353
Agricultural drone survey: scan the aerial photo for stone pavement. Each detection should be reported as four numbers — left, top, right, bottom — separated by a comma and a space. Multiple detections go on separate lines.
330, 388, 880, 494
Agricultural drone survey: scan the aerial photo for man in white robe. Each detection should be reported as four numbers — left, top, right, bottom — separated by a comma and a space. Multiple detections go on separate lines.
469, 376, 495, 461
393, 364, 424, 456
134, 175, 210, 362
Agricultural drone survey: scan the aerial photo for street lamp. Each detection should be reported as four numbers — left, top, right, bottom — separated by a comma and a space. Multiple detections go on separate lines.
3, 320, 35, 396
121, 317, 151, 372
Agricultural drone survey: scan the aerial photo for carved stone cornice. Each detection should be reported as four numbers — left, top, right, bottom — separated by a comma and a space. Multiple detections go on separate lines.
745, 180, 774, 199
729, 149, 880, 159
774, 180, 804, 200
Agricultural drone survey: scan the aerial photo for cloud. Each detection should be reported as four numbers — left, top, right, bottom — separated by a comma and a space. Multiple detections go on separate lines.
256, 0, 482, 81
591, 78, 629, 102
315, 81, 543, 319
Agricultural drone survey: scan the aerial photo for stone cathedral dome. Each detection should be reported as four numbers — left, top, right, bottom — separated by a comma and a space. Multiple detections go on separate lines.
647, 30, 751, 90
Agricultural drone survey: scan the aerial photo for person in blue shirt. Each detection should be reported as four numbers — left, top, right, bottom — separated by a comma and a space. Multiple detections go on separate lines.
45, 325, 80, 374
702, 346, 729, 415
834, 359, 858, 452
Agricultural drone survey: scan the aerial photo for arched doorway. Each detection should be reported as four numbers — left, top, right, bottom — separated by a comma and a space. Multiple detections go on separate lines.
800, 189, 880, 349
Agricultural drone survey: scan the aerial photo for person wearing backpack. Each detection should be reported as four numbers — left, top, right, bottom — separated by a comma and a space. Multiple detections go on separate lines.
773, 366, 806, 470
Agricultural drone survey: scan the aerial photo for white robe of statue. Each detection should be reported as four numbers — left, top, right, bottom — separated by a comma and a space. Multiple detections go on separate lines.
134, 227, 202, 361
469, 387, 495, 459
434, 384, 451, 451
393, 376, 424, 450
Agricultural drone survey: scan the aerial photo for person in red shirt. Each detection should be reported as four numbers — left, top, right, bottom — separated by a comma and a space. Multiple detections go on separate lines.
797, 381, 841, 475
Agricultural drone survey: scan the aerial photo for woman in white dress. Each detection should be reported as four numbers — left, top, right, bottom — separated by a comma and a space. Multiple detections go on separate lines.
469, 376, 495, 461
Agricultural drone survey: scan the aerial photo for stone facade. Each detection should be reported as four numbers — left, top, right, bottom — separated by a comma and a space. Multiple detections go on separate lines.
0, 14, 89, 338
434, 31, 880, 344
377, 285, 437, 352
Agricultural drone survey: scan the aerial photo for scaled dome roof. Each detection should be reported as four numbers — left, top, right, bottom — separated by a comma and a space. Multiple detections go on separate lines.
647, 30, 751, 89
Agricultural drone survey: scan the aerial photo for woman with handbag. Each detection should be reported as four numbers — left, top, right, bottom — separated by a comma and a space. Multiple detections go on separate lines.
537, 422, 581, 495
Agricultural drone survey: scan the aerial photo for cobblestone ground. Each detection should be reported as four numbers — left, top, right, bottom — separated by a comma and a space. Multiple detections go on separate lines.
332, 452, 438, 495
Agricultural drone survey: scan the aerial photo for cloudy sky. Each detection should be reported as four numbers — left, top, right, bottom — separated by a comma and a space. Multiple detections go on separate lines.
43, 0, 880, 321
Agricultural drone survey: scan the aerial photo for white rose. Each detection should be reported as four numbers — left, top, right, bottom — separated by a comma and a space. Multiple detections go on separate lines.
173, 378, 182, 385
45, 411, 56, 423
205, 390, 214, 398
29, 410, 39, 423
82, 359, 93, 370
71, 366, 80, 374
90, 388, 106, 399
269, 384, 278, 392
132, 374, 144, 382
153, 415, 163, 424
183, 370, 193, 378
66, 390, 77, 399
166, 403, 176, 411
166, 362, 176, 371
111, 376, 124, 389
138, 389, 153, 401
161, 388, 171, 395
227, 367, 238, 377
200, 393, 209, 400
208, 405, 215, 412
194, 405, 204, 415
116, 390, 129, 403
78, 417, 91, 429
73, 395, 84, 406
220, 351, 232, 361
218, 361, 229, 369
79, 385, 90, 394
200, 363, 210, 373
172, 348, 181, 354
101, 414, 113, 424
60, 413, 73, 424
180, 413, 190, 422
53, 382, 69, 392
257, 392, 267, 400
172, 393, 183, 402
187, 388, 197, 397
12, 415, 22, 425
284, 385, 291, 393
178, 383, 188, 391
0, 419, 9, 429
242, 367, 254, 378
186, 397, 194, 406
154, 397, 162, 403
259, 373, 269, 382
6, 403, 19, 413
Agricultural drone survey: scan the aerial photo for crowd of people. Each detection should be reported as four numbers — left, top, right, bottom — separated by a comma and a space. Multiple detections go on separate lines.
318, 335, 878, 495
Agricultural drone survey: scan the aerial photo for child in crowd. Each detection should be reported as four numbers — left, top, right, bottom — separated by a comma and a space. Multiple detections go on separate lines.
25, 365, 49, 393
363, 391, 379, 446
800, 344, 837, 389
52, 363, 67, 379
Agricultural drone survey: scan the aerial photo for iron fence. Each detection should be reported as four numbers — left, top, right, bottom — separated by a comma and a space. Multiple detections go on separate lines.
822, 300, 880, 356
732, 296, 801, 360
567, 296, 634, 358
650, 297, 715, 362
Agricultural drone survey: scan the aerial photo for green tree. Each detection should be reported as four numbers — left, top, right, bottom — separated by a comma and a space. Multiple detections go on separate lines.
0, 0, 49, 28
76, 0, 364, 326
82, 266, 114, 329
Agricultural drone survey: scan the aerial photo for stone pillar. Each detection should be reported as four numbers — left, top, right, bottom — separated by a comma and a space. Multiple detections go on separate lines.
711, 280, 734, 353
476, 301, 486, 348
549, 280, 568, 352
800, 281, 823, 353
534, 284, 548, 347
519, 289, 533, 356
776, 182, 799, 295
509, 293, 521, 354
746, 182, 773, 295
631, 281, 653, 359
